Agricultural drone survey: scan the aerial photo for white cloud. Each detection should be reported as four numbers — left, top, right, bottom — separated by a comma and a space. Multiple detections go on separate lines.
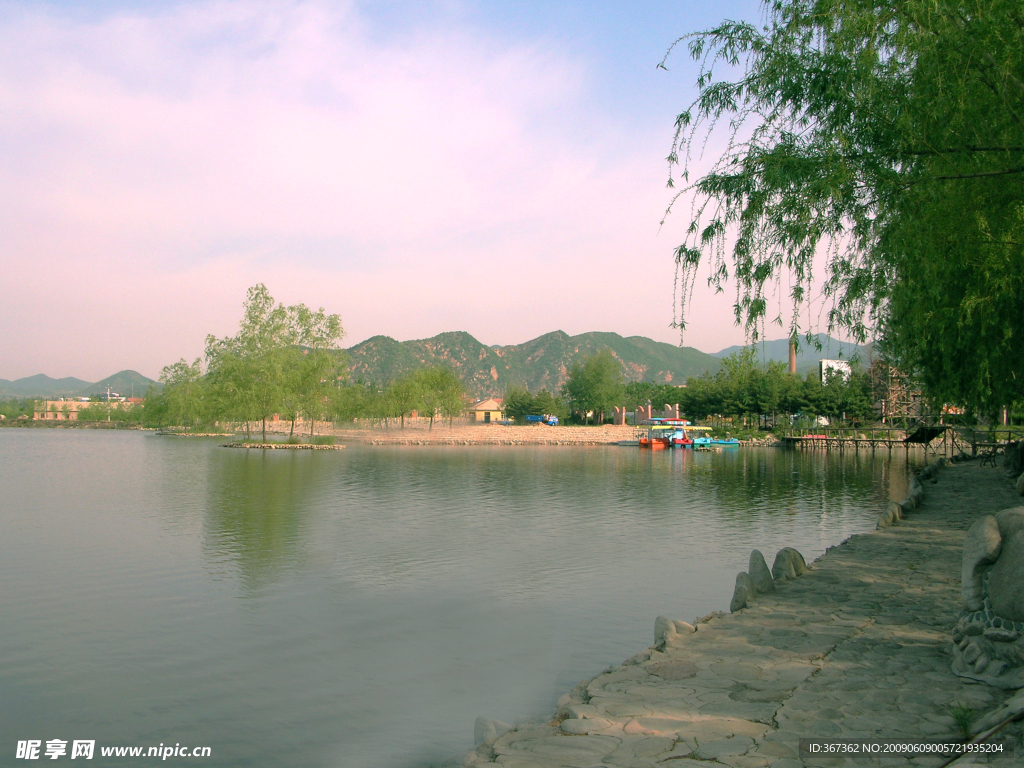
0, 0, 748, 380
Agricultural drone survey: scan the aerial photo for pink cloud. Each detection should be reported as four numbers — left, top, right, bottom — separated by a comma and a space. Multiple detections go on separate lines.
0, 0, 754, 381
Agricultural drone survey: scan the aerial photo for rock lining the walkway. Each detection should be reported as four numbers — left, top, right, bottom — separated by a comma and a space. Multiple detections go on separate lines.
474, 717, 511, 746
730, 571, 756, 612
733, 548, 806, 614
771, 547, 808, 581
749, 549, 775, 594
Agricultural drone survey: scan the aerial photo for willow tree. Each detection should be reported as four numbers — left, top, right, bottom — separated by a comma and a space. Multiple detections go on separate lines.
415, 367, 465, 429
665, 0, 1024, 412
205, 285, 345, 440
157, 358, 206, 429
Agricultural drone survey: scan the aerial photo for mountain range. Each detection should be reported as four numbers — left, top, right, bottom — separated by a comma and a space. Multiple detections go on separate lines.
345, 330, 722, 396
1, 332, 874, 399
0, 370, 158, 399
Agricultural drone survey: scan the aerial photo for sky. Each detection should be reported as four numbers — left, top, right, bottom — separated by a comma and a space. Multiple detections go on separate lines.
0, 0, 824, 382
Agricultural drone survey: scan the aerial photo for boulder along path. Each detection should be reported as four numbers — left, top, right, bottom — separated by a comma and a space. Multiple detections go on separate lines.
462, 461, 1022, 767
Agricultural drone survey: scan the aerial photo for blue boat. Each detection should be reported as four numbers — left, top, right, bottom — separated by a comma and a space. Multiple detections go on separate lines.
693, 436, 740, 448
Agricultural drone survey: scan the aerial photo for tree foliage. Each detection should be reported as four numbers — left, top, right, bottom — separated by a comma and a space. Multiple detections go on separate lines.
502, 386, 568, 423
149, 285, 347, 438
665, 0, 1024, 411
415, 367, 466, 429
145, 286, 473, 433
562, 350, 626, 424
625, 349, 874, 424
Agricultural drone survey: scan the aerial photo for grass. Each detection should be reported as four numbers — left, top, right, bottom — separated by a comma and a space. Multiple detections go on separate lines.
948, 701, 975, 740
311, 435, 336, 445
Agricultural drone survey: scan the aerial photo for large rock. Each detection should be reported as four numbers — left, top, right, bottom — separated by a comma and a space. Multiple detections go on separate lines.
1017, 473, 1024, 496
654, 615, 676, 646
878, 501, 903, 528
996, 507, 1024, 542
730, 572, 755, 612
961, 515, 1002, 611
748, 549, 775, 593
988, 529, 1024, 622
673, 620, 696, 634
474, 717, 510, 746
771, 547, 808, 581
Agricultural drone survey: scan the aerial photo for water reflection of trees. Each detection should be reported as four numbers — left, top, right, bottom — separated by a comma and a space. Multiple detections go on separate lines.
198, 444, 912, 589
350, 446, 902, 519
685, 447, 917, 526
204, 450, 333, 588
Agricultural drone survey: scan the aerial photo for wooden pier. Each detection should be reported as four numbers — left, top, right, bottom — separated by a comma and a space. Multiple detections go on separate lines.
778, 425, 947, 452
779, 425, 1022, 456
780, 431, 912, 451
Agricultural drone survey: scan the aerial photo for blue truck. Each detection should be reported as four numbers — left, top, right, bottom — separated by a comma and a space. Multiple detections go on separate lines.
525, 414, 559, 426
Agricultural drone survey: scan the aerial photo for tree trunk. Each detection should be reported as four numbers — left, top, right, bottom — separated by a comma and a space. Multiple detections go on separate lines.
262, 417, 267, 442
310, 416, 315, 439
290, 415, 296, 439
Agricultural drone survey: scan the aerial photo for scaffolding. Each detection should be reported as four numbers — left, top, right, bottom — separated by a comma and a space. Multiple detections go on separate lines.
870, 361, 923, 426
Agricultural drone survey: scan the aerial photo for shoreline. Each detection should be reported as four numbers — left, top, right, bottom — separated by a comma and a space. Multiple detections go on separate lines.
456, 459, 1023, 767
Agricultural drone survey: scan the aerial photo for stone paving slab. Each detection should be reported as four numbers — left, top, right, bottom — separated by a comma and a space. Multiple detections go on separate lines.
462, 463, 1023, 767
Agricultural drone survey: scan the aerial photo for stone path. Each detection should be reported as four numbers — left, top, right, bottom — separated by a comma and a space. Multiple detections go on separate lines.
463, 462, 1022, 767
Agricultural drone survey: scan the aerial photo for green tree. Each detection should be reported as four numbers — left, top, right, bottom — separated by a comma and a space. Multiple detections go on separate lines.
0, 398, 34, 420
385, 373, 423, 429
664, 0, 1024, 412
203, 285, 345, 441
158, 358, 206, 429
502, 385, 535, 423
205, 286, 293, 441
416, 367, 465, 429
532, 389, 567, 422
289, 304, 347, 438
293, 349, 347, 439
715, 348, 760, 421
562, 350, 626, 425
331, 383, 368, 423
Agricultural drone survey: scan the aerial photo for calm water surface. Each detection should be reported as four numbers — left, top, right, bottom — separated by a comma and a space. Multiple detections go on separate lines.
0, 430, 917, 767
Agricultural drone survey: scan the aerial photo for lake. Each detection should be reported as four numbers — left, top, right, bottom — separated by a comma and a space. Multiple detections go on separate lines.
0, 430, 916, 767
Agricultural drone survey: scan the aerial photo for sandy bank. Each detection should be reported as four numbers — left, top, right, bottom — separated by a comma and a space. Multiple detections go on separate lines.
459, 461, 1022, 767
331, 424, 639, 446
223, 442, 345, 450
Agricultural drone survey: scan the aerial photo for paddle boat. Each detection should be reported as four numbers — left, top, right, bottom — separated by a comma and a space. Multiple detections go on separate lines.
634, 419, 696, 448
692, 436, 740, 448
637, 420, 673, 449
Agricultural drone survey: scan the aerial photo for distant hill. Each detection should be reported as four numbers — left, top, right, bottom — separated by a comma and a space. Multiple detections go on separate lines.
77, 370, 159, 398
345, 331, 722, 396
1, 332, 873, 401
0, 370, 158, 399
713, 334, 874, 375
0, 374, 92, 398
